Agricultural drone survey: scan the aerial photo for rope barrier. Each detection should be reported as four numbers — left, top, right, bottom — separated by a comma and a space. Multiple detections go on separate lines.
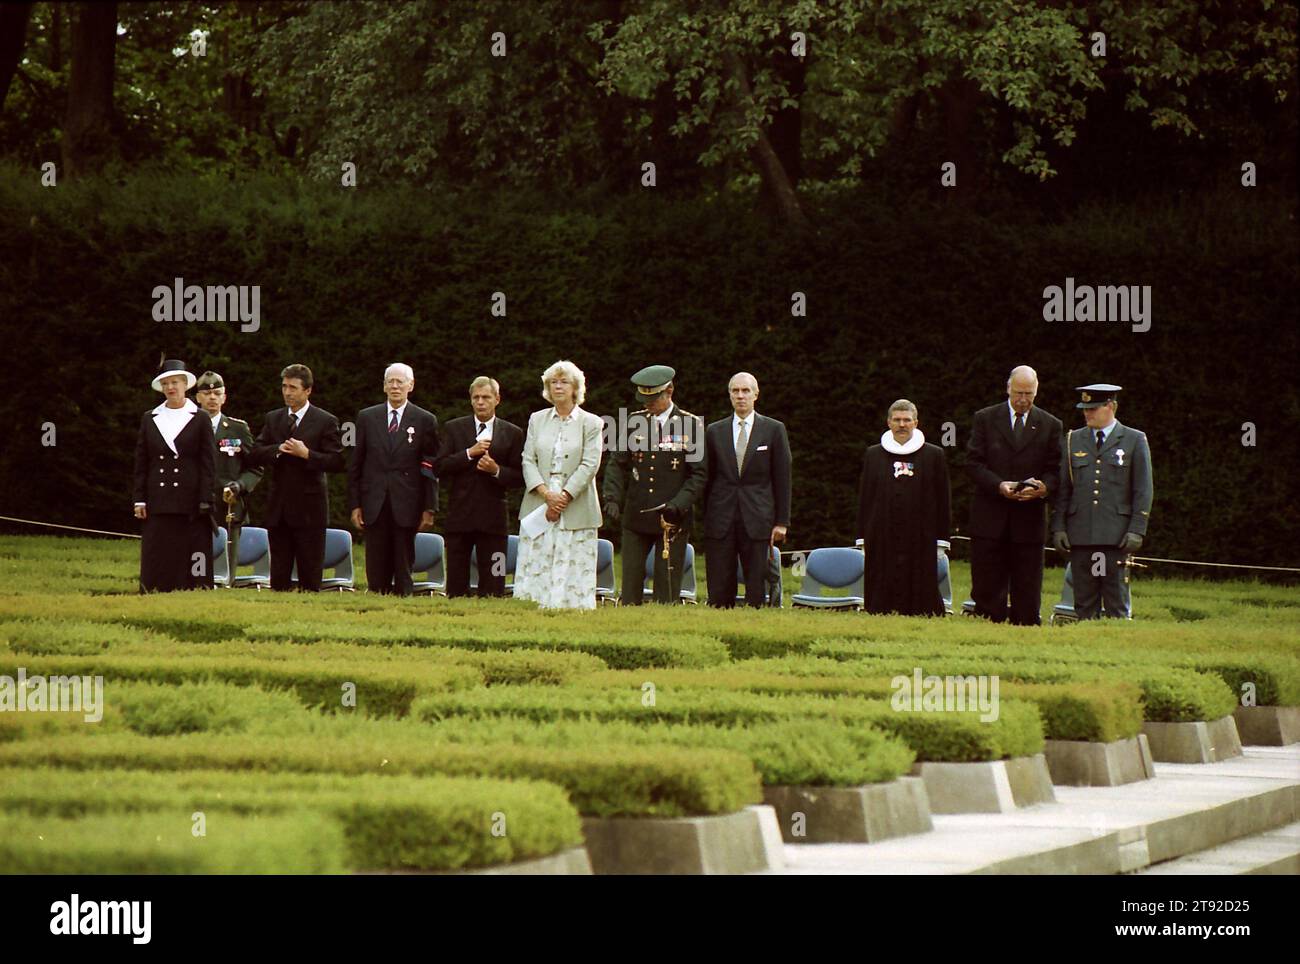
3, 514, 1298, 573
0, 516, 140, 540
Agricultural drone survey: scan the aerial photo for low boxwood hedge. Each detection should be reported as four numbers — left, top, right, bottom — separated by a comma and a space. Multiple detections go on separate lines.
420, 715, 915, 787
0, 732, 761, 818
0, 767, 583, 871
412, 684, 1044, 762
0, 809, 345, 874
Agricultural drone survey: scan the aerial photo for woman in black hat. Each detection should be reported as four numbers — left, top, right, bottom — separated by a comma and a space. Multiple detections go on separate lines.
131, 360, 216, 592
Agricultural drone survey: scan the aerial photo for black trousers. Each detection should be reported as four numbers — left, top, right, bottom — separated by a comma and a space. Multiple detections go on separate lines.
365, 499, 416, 596
445, 531, 508, 597
620, 527, 688, 604
269, 522, 326, 592
1070, 547, 1129, 619
707, 515, 769, 609
970, 536, 1045, 626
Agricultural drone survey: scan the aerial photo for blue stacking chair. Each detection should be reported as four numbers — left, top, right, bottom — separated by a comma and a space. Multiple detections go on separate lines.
231, 526, 271, 589
641, 542, 697, 603
735, 544, 783, 607
791, 547, 864, 610
469, 534, 519, 595
937, 540, 953, 615
1050, 561, 1133, 624
596, 538, 617, 604
211, 527, 228, 586
411, 532, 446, 595
291, 527, 354, 591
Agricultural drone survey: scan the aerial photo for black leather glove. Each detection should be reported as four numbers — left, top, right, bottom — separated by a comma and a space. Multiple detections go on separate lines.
1118, 532, 1143, 552
662, 504, 683, 525
603, 501, 621, 524
1051, 531, 1071, 558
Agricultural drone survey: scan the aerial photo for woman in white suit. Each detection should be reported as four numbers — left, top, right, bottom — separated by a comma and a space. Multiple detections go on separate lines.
513, 360, 604, 610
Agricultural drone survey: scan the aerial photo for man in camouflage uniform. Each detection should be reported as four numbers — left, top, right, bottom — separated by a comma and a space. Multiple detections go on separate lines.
602, 365, 707, 604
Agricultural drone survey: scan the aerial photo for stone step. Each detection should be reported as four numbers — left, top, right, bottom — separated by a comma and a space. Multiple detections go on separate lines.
768, 747, 1299, 875
1135, 821, 1300, 875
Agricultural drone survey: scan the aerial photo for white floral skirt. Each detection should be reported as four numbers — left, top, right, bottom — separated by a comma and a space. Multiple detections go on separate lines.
514, 479, 597, 610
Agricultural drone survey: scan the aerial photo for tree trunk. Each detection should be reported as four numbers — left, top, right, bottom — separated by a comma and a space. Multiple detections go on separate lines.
725, 51, 810, 234
63, 1, 117, 178
0, 1, 34, 109
50, 1, 63, 72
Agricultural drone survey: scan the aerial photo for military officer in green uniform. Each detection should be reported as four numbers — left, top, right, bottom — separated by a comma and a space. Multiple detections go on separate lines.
1050, 384, 1153, 619
195, 372, 264, 575
602, 365, 707, 604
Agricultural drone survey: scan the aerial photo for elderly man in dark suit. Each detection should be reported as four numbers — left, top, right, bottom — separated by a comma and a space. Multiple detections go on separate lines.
432, 376, 524, 597
965, 365, 1063, 625
347, 363, 440, 596
248, 363, 346, 592
703, 371, 791, 608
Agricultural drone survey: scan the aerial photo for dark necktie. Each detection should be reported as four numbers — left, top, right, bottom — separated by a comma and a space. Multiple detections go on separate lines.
288, 412, 298, 437
1013, 413, 1024, 440
389, 410, 400, 434
1096, 429, 1105, 451
477, 421, 487, 436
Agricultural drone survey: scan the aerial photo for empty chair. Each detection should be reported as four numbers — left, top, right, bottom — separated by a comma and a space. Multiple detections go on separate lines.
735, 544, 783, 607
596, 538, 616, 604
232, 526, 271, 589
290, 528, 355, 591
791, 547, 864, 610
212, 527, 229, 587
641, 542, 697, 603
1049, 562, 1133, 624
937, 540, 953, 615
410, 532, 446, 596
469, 534, 519, 596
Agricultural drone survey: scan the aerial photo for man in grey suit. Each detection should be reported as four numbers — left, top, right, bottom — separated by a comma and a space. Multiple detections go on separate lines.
703, 372, 791, 608
1051, 384, 1153, 619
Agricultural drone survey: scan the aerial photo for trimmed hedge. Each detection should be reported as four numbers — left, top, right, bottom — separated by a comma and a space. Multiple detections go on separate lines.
576, 666, 1144, 742
0, 619, 611, 687
1137, 669, 1238, 723
0, 733, 762, 818
412, 684, 1044, 762
243, 622, 729, 670
0, 653, 481, 718
0, 809, 346, 874
421, 715, 915, 787
0, 767, 582, 871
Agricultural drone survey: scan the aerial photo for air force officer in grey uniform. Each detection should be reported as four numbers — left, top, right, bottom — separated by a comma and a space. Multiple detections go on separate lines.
1050, 384, 1153, 619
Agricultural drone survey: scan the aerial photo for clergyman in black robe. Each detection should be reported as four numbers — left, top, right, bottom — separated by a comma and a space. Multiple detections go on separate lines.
855, 400, 951, 616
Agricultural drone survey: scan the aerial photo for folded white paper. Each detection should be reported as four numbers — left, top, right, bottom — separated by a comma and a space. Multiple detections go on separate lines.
520, 502, 554, 539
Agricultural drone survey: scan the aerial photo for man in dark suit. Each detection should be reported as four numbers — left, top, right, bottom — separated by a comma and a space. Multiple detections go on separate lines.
965, 365, 1063, 625
432, 376, 524, 597
248, 363, 346, 591
194, 371, 263, 575
347, 363, 440, 596
703, 372, 791, 608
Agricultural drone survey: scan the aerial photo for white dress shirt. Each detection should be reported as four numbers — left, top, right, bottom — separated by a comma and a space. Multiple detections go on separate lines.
733, 412, 754, 451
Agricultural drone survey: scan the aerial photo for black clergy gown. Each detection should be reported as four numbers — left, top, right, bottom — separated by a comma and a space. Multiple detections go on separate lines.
856, 440, 951, 616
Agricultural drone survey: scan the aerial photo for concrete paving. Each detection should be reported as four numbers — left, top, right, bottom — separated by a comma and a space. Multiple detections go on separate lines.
767, 746, 1299, 875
